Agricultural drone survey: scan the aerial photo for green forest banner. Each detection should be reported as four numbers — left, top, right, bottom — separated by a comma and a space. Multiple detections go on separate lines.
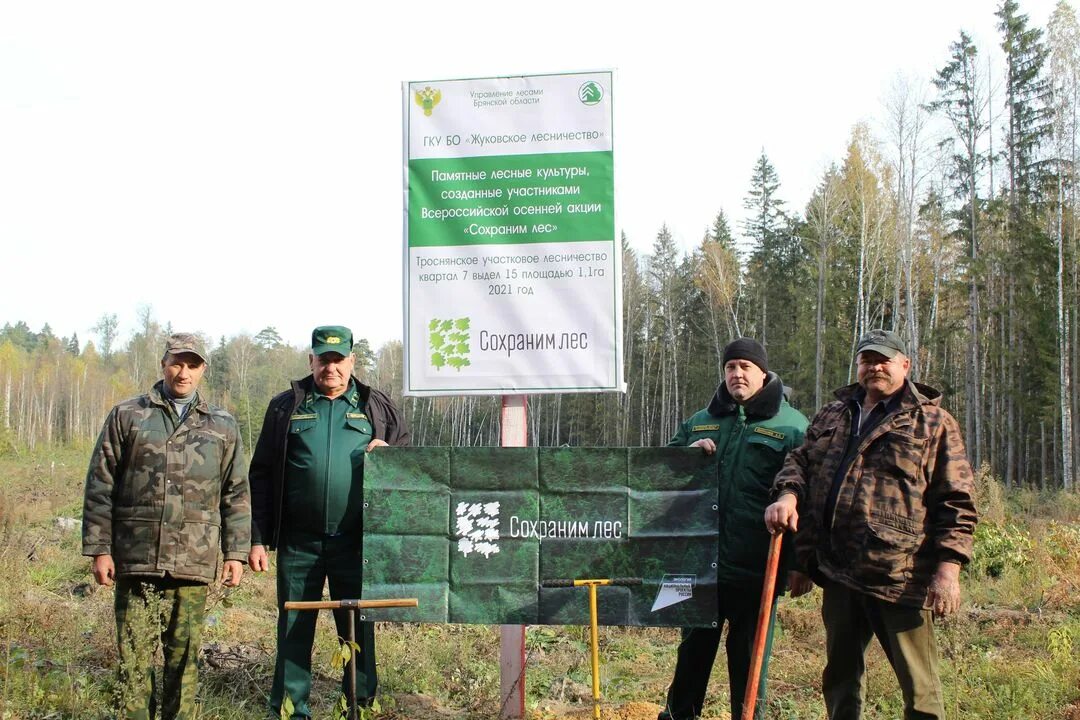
362, 447, 719, 627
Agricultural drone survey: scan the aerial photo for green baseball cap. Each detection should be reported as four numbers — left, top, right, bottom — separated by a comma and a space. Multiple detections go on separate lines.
163, 332, 209, 364
855, 329, 907, 359
311, 325, 353, 356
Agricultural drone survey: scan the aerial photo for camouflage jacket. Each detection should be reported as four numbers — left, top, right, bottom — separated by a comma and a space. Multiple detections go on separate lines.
772, 380, 977, 607
249, 375, 410, 549
82, 381, 251, 584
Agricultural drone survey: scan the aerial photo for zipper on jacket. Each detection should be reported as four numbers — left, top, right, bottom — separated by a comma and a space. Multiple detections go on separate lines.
716, 408, 746, 537
325, 401, 333, 534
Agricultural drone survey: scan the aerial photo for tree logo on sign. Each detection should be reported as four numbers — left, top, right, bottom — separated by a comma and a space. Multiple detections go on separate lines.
455, 501, 500, 558
429, 317, 471, 371
578, 81, 603, 106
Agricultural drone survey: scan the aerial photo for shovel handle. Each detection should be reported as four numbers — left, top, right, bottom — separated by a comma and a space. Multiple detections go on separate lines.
284, 598, 418, 611
741, 532, 783, 720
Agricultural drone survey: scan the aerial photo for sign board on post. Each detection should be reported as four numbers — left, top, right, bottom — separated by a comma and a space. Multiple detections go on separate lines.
402, 71, 622, 397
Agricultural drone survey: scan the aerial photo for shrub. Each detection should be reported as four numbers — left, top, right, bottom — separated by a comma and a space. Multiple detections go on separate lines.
970, 522, 1033, 578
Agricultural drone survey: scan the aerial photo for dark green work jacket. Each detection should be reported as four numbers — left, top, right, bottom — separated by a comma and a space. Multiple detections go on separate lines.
250, 375, 410, 549
283, 381, 373, 535
669, 372, 808, 587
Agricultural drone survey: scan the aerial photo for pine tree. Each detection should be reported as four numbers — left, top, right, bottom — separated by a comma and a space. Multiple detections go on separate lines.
929, 30, 989, 467
998, 0, 1056, 486
742, 151, 788, 346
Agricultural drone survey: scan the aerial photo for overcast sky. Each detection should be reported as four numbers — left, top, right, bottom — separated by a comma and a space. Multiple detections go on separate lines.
0, 1, 1061, 350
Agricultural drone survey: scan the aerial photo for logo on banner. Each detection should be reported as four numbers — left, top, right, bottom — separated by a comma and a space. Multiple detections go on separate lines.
578, 81, 603, 106
651, 574, 695, 612
456, 501, 500, 558
429, 317, 472, 371
414, 86, 442, 117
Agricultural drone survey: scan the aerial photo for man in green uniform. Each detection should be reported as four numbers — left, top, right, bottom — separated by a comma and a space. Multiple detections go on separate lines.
83, 333, 250, 720
248, 326, 410, 719
658, 338, 809, 720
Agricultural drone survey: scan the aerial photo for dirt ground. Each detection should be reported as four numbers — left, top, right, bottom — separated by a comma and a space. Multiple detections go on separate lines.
382, 696, 731, 720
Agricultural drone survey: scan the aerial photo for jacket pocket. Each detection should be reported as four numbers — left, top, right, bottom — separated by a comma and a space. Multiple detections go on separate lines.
858, 513, 919, 586
869, 431, 927, 483
177, 521, 221, 578
744, 433, 786, 501
345, 415, 374, 467
186, 429, 225, 477
112, 519, 160, 568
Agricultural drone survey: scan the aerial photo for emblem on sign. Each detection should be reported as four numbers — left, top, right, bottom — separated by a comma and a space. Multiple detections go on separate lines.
415, 86, 442, 117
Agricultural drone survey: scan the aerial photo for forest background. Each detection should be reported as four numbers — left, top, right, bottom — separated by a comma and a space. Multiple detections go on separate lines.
4, 0, 1080, 491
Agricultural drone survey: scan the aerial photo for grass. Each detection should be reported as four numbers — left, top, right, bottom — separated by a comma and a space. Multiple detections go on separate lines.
0, 445, 1078, 719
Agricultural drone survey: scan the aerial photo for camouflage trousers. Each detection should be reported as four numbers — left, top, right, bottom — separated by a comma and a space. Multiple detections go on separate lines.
115, 576, 209, 720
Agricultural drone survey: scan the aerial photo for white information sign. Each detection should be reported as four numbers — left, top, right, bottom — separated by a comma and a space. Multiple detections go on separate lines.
403, 71, 622, 396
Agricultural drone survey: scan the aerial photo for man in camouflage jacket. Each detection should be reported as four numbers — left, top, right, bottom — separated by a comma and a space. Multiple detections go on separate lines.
83, 333, 250, 720
765, 330, 977, 720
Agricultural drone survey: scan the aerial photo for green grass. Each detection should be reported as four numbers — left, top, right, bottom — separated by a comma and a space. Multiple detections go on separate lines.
1, 445, 1078, 719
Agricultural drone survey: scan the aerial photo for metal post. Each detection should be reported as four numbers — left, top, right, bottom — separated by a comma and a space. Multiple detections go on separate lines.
346, 609, 358, 720
499, 394, 527, 719
587, 583, 601, 720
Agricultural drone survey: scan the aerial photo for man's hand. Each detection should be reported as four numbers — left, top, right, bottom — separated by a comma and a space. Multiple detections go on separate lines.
764, 494, 799, 534
365, 439, 389, 452
927, 561, 961, 618
221, 560, 244, 587
248, 544, 269, 572
689, 438, 716, 455
92, 554, 115, 586
787, 571, 814, 598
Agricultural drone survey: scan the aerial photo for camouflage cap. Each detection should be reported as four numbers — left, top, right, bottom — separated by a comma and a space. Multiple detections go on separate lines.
311, 325, 353, 356
163, 333, 209, 364
856, 329, 907, 359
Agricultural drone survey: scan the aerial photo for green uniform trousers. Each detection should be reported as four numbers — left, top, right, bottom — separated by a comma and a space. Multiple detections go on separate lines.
114, 576, 208, 720
821, 581, 944, 720
659, 581, 779, 720
271, 530, 376, 719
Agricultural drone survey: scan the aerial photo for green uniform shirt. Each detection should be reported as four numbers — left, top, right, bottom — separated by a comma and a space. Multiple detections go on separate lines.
283, 380, 373, 535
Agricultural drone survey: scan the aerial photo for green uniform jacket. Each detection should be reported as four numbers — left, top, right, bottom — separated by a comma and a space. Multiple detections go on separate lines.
772, 380, 977, 607
670, 372, 808, 586
249, 375, 410, 549
82, 381, 251, 584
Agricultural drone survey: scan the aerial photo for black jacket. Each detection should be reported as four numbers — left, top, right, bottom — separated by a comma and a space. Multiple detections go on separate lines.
249, 375, 411, 549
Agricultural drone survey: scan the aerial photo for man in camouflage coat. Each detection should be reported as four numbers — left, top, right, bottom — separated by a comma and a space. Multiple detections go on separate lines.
659, 338, 809, 720
83, 333, 250, 720
765, 330, 977, 720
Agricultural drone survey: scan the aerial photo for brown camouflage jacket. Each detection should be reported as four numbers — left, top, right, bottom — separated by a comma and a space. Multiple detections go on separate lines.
772, 380, 977, 607
82, 381, 251, 584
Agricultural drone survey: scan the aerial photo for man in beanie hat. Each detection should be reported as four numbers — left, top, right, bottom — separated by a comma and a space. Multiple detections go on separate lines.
83, 333, 250, 719
658, 338, 809, 720
765, 329, 977, 719
248, 326, 410, 719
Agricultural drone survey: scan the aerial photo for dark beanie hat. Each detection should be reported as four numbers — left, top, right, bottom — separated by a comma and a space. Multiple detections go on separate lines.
723, 337, 768, 373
